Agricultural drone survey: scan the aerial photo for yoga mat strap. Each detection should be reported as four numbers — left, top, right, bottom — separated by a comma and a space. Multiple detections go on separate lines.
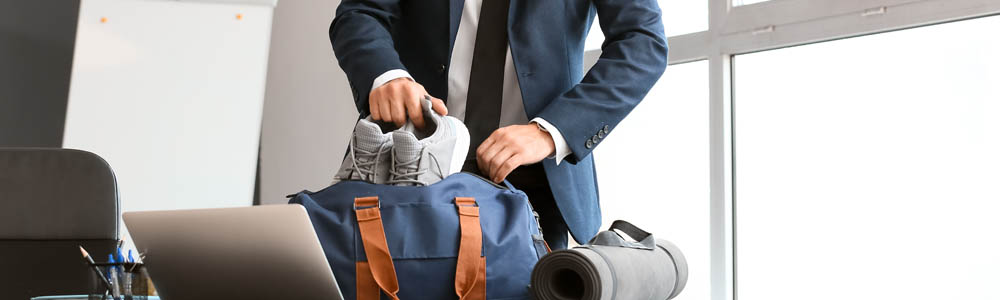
587, 220, 655, 250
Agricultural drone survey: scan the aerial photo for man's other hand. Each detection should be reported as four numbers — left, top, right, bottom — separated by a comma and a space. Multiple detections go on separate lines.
369, 77, 448, 128
476, 124, 556, 183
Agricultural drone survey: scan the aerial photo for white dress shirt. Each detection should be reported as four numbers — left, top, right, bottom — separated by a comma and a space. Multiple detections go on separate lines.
370, 0, 571, 164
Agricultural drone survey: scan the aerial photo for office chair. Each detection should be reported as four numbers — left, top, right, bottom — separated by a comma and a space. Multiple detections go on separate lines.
0, 148, 120, 299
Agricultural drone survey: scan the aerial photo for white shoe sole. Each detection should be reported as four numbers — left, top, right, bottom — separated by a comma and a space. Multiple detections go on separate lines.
445, 116, 470, 175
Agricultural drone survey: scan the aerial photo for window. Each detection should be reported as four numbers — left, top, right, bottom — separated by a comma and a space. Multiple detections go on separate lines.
733, 0, 771, 6
734, 15, 1000, 300
582, 0, 1000, 299
595, 60, 710, 300
586, 0, 708, 50
660, 0, 709, 36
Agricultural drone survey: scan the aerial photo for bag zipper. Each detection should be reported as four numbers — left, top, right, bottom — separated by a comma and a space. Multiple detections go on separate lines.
462, 171, 509, 190
288, 172, 508, 198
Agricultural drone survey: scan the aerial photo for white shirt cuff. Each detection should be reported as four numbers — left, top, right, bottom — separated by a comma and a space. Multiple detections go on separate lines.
531, 118, 571, 165
371, 69, 414, 93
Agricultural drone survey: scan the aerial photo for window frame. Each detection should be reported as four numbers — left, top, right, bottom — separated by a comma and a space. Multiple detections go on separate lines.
586, 0, 1000, 299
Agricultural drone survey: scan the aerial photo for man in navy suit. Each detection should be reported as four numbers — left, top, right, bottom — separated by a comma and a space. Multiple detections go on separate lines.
330, 0, 667, 249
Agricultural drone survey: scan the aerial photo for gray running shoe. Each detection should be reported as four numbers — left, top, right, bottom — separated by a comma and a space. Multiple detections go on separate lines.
332, 117, 396, 184
388, 97, 470, 186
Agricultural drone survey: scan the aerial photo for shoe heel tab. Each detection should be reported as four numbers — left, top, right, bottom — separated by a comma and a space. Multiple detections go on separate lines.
421, 95, 434, 111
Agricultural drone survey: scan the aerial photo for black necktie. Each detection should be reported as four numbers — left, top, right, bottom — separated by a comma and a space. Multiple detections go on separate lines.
464, 0, 511, 164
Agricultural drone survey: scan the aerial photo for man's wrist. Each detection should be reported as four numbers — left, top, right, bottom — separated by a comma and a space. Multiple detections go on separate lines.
532, 122, 556, 157
531, 118, 571, 164
371, 69, 413, 93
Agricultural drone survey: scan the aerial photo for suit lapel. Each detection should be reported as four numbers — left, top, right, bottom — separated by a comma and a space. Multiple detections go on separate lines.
449, 0, 464, 52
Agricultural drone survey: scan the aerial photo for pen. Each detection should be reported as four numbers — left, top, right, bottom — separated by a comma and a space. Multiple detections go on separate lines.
108, 254, 122, 299
124, 250, 134, 296
115, 247, 128, 296
78, 246, 115, 297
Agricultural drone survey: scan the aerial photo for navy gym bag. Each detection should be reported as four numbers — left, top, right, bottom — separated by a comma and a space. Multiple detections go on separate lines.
288, 172, 548, 300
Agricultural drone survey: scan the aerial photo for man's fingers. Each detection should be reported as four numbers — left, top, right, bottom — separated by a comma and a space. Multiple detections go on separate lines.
431, 97, 448, 116
369, 91, 382, 121
477, 135, 503, 167
479, 145, 505, 177
379, 98, 393, 125
405, 96, 425, 129
391, 88, 412, 126
489, 148, 515, 181
476, 131, 498, 159
409, 85, 429, 128
387, 86, 409, 126
389, 92, 408, 127
493, 154, 521, 183
477, 142, 503, 177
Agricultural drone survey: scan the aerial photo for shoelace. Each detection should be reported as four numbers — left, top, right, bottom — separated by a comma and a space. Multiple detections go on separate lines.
337, 137, 391, 182
386, 147, 445, 186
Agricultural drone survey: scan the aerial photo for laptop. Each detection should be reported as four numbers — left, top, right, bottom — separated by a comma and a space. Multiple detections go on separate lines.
123, 205, 343, 300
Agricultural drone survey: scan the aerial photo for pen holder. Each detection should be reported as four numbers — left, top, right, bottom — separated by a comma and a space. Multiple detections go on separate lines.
88, 262, 152, 300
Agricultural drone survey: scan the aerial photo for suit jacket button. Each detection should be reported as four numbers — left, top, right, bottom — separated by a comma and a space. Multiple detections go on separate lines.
603, 125, 610, 132
597, 131, 605, 139
585, 140, 594, 149
439, 64, 446, 74
591, 136, 599, 143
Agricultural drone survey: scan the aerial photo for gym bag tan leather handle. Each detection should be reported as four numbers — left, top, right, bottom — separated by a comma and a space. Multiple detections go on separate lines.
354, 196, 400, 300
454, 197, 486, 300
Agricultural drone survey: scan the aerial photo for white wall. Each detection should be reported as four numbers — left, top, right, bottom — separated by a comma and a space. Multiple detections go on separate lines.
64, 0, 274, 213
258, 0, 357, 205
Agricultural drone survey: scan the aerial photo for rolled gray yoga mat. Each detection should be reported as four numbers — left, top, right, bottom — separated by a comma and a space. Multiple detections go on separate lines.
531, 220, 688, 300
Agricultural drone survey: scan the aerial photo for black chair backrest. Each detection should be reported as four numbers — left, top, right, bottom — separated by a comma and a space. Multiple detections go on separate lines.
0, 148, 120, 299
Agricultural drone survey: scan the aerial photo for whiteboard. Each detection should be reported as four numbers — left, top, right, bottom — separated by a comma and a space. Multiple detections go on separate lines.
64, 0, 274, 214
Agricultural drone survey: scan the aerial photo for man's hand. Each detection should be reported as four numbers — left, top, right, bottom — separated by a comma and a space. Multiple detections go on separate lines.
369, 77, 448, 128
476, 124, 556, 183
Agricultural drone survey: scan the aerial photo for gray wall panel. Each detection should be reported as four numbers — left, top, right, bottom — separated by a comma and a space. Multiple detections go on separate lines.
0, 0, 80, 147
258, 0, 357, 205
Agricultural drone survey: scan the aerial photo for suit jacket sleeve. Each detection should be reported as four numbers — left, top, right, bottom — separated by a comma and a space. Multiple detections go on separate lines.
534, 0, 668, 164
329, 0, 408, 116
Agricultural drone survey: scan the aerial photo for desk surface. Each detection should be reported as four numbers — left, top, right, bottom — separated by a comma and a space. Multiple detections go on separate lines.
32, 296, 160, 300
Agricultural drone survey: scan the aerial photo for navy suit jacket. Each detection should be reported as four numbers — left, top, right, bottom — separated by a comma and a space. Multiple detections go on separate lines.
330, 0, 667, 243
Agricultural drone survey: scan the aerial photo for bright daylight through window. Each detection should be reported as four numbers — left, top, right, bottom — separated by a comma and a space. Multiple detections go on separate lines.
585, 0, 707, 51
595, 60, 710, 300
734, 15, 1000, 300
733, 0, 771, 6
